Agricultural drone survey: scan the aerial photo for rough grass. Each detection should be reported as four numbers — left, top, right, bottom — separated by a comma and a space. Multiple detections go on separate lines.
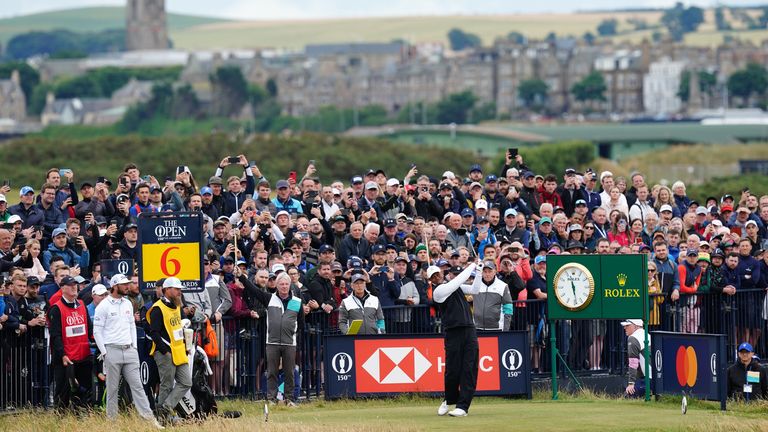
2, 391, 767, 432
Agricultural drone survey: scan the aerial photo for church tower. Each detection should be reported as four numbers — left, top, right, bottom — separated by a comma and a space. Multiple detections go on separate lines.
126, 0, 169, 51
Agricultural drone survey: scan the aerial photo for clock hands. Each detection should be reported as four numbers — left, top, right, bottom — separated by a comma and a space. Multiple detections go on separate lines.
570, 280, 577, 299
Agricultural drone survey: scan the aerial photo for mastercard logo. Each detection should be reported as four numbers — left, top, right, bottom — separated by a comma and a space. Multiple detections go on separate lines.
675, 346, 698, 387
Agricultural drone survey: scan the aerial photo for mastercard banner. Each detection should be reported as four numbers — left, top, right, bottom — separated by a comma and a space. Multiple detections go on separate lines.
323, 332, 531, 399
651, 331, 727, 407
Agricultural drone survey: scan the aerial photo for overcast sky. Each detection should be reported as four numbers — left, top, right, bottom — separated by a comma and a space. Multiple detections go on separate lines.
0, 0, 762, 20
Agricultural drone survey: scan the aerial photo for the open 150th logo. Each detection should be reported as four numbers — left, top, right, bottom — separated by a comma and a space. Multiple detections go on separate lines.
675, 346, 698, 387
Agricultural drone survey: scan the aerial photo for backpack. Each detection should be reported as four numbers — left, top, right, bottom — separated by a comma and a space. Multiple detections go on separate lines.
198, 318, 219, 358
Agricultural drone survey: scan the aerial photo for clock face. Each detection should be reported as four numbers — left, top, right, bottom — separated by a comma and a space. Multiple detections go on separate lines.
554, 263, 595, 312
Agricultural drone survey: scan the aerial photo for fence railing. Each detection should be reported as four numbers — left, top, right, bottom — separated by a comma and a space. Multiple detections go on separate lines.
1, 288, 765, 409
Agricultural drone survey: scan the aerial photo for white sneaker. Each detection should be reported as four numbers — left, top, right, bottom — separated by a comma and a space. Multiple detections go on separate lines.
448, 408, 467, 417
437, 400, 450, 416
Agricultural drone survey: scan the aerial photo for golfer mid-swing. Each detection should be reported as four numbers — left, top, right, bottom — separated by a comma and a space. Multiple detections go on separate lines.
430, 262, 478, 417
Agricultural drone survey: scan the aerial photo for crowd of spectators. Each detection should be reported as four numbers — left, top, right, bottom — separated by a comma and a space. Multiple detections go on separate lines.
0, 149, 767, 407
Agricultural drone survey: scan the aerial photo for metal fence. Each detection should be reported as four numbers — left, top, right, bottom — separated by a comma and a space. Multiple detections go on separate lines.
1, 288, 766, 410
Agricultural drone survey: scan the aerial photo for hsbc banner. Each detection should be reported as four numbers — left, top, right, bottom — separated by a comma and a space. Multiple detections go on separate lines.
651, 331, 727, 406
324, 331, 531, 399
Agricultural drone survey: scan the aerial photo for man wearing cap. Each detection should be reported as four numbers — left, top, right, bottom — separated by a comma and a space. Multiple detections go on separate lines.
73, 180, 109, 221
621, 319, 649, 398
198, 186, 221, 220
481, 175, 508, 211
272, 179, 303, 215
358, 181, 384, 220
496, 209, 528, 246
42, 227, 90, 272
470, 260, 513, 331
117, 222, 139, 262
468, 164, 484, 183
727, 342, 767, 400
339, 273, 385, 335
147, 277, 192, 421
433, 262, 478, 417
556, 168, 586, 217
9, 186, 43, 230
94, 274, 160, 426
47, 275, 94, 411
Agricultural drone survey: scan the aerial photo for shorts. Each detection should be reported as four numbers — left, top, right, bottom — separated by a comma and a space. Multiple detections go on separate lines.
589, 320, 606, 338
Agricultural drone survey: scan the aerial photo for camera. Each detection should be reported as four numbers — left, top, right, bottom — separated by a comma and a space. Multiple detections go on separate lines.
228, 156, 240, 164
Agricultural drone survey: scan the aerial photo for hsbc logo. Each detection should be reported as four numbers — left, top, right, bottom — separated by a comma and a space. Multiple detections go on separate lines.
501, 349, 523, 371
362, 347, 432, 384
332, 352, 353, 375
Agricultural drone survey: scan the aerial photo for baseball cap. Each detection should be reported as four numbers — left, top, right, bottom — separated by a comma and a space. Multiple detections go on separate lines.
475, 199, 488, 210
504, 208, 518, 218
384, 218, 397, 228
7, 215, 21, 224
449, 265, 464, 275
695, 207, 707, 215
109, 273, 130, 286
600, 170, 613, 182
721, 194, 734, 203
738, 342, 754, 352
394, 256, 408, 264
371, 244, 386, 254
149, 185, 162, 194
208, 176, 223, 185
200, 186, 213, 195
686, 249, 698, 257
91, 284, 108, 296
469, 182, 483, 190
351, 176, 363, 184
442, 171, 455, 179
436, 258, 450, 267
365, 181, 378, 190
0, 194, 6, 203
19, 186, 34, 196
711, 248, 725, 258
79, 181, 93, 190
319, 244, 334, 253
213, 219, 227, 227
460, 208, 474, 218
522, 171, 535, 179
426, 266, 442, 279
476, 216, 489, 224
386, 178, 400, 187
699, 240, 710, 248
162, 277, 183, 289
351, 274, 367, 283
721, 204, 733, 212
620, 319, 643, 327
275, 179, 290, 189
365, 169, 376, 177
124, 222, 137, 230
539, 217, 552, 225
469, 164, 482, 173
274, 210, 290, 220
745, 220, 758, 228
737, 206, 750, 214
59, 276, 77, 286
564, 168, 577, 176
332, 188, 341, 196
52, 227, 67, 238
74, 276, 88, 284
575, 199, 587, 206
659, 204, 673, 213
439, 182, 453, 190
568, 224, 583, 232
481, 260, 496, 270
331, 261, 343, 272
485, 174, 498, 183
271, 263, 286, 274
26, 276, 41, 286
534, 255, 547, 265
697, 252, 710, 263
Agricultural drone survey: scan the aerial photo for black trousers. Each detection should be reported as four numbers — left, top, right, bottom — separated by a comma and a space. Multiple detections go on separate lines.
444, 326, 478, 411
52, 357, 93, 411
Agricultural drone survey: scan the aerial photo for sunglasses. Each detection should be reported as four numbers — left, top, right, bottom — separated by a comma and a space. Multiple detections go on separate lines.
584, 226, 594, 229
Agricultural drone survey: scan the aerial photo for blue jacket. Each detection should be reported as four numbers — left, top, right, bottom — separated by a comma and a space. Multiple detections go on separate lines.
370, 272, 400, 307
272, 197, 304, 215
8, 203, 44, 229
652, 255, 680, 294
42, 242, 90, 271
674, 194, 692, 215
736, 254, 761, 290
36, 203, 65, 239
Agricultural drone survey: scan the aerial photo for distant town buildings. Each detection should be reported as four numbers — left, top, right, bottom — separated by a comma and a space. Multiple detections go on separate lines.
22, 32, 768, 125
0, 70, 26, 121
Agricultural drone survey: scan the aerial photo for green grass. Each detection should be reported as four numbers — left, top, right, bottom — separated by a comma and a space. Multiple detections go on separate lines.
2, 393, 767, 432
0, 6, 226, 45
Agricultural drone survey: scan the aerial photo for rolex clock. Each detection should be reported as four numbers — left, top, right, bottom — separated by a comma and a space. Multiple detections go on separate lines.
553, 263, 596, 312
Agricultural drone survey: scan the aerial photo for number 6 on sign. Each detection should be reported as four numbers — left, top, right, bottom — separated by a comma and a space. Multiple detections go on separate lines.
160, 247, 181, 276
142, 243, 200, 282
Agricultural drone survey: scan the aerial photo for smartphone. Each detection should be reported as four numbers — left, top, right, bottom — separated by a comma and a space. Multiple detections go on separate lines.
96, 176, 107, 184
142, 175, 151, 182
249, 160, 256, 167
228, 156, 240, 164
288, 171, 297, 183
508, 148, 518, 158
59, 169, 72, 176
1, 179, 9, 187
380, 266, 389, 274
306, 190, 318, 200
177, 165, 185, 175
120, 177, 129, 186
